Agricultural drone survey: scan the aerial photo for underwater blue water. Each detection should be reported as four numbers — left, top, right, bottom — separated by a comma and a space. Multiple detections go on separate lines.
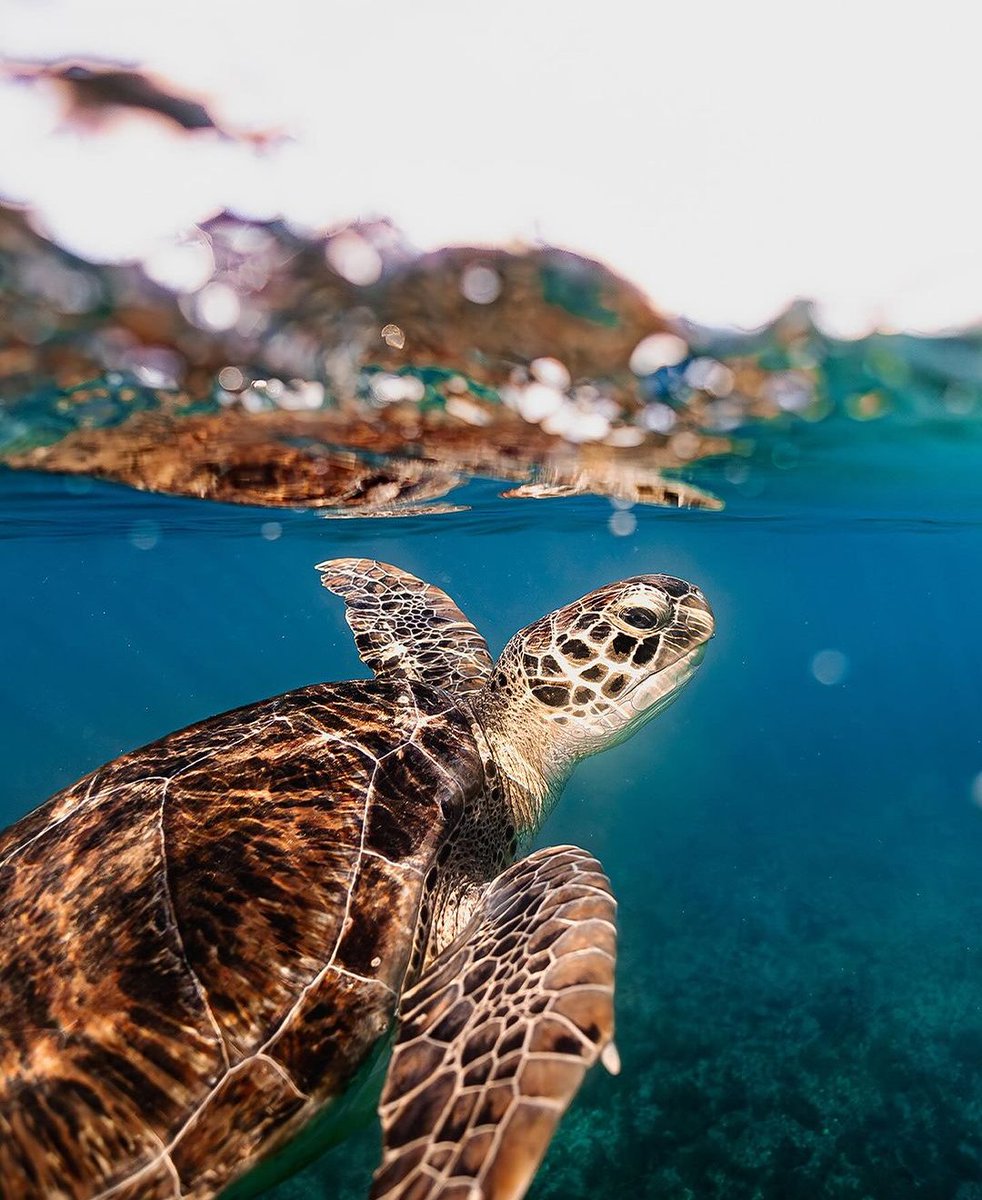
2, 408, 981, 1198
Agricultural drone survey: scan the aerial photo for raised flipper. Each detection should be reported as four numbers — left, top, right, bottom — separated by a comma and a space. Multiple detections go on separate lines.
371, 846, 618, 1200
317, 559, 494, 699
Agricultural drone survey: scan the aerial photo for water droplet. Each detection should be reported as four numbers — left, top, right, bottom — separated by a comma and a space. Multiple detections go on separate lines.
640, 403, 677, 434
326, 231, 383, 286
605, 425, 646, 447
129, 520, 160, 551
767, 372, 814, 413
143, 235, 214, 293
460, 263, 501, 304
445, 396, 492, 426
371, 374, 425, 404
217, 366, 245, 392
128, 347, 182, 389
810, 649, 849, 686
541, 405, 611, 443
511, 382, 565, 424
845, 391, 889, 421
629, 333, 688, 375
609, 510, 637, 537
191, 282, 241, 332
530, 357, 570, 390
381, 323, 405, 349
684, 357, 734, 397
669, 431, 701, 460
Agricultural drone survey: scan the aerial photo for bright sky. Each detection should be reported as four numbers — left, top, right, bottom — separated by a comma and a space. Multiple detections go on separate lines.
1, 0, 980, 334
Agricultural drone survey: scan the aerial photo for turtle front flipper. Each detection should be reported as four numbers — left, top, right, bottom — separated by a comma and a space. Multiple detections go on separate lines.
371, 846, 618, 1200
317, 559, 493, 698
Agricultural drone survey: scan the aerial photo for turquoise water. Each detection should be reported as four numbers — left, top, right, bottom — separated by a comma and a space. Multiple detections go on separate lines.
2, 403, 982, 1198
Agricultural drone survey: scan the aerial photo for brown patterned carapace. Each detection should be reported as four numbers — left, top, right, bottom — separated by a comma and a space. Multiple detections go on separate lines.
0, 560, 714, 1200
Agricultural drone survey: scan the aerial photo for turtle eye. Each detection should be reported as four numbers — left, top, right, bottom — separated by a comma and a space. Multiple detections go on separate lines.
618, 605, 663, 631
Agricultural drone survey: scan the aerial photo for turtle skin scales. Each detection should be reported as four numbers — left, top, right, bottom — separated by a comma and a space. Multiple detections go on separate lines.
0, 679, 483, 1200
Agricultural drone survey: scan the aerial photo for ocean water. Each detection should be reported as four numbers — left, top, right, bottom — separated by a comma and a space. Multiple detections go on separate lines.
2, 402, 981, 1199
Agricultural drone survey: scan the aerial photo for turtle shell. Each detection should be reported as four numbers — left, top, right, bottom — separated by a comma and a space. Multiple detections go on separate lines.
0, 679, 482, 1199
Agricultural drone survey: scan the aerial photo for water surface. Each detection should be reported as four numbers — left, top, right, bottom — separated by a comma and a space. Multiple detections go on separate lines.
2, 401, 981, 1198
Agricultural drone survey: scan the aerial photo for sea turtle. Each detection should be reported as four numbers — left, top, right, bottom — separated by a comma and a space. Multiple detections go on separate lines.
0, 559, 714, 1200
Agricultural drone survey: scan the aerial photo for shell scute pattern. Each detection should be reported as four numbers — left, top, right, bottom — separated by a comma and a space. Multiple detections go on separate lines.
0, 679, 483, 1199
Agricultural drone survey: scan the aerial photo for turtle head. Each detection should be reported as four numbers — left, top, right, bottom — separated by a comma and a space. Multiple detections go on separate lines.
473, 575, 714, 832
